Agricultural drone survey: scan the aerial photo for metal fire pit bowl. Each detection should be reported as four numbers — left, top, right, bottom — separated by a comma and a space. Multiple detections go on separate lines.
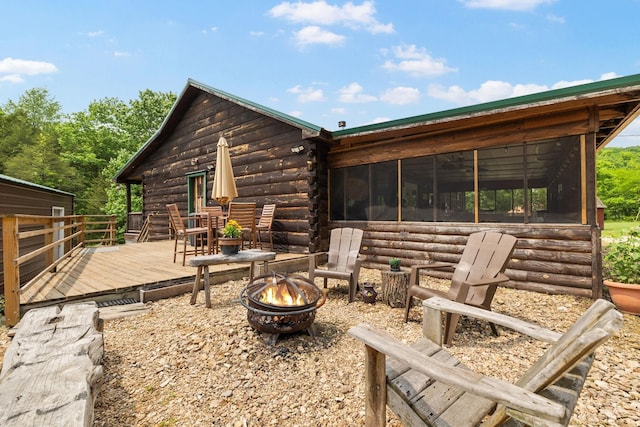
239, 273, 326, 338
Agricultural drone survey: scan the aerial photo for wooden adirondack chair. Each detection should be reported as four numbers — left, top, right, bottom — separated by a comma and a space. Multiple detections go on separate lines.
349, 296, 622, 427
405, 231, 517, 344
309, 227, 364, 303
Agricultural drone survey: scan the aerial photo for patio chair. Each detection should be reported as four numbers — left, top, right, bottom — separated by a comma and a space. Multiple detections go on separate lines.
404, 231, 517, 345
349, 296, 622, 427
166, 204, 209, 266
200, 206, 224, 254
309, 227, 364, 303
227, 202, 257, 249
256, 204, 276, 251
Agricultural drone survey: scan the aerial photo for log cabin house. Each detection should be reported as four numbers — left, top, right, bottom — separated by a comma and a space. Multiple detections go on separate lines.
115, 74, 640, 299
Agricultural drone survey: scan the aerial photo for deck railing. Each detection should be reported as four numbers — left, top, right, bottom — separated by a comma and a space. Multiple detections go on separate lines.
2, 214, 116, 326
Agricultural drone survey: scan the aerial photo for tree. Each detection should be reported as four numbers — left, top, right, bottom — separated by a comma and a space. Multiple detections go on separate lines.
597, 146, 640, 220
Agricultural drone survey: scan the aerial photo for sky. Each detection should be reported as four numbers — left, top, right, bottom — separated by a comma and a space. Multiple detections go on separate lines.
1, 0, 640, 147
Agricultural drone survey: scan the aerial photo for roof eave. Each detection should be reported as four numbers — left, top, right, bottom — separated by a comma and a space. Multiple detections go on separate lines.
333, 74, 640, 140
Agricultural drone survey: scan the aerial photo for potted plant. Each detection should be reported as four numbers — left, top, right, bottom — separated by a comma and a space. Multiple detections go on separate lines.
603, 226, 640, 315
389, 257, 401, 272
219, 220, 243, 255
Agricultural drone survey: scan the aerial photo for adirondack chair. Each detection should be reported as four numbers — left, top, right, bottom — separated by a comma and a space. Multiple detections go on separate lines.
404, 231, 517, 345
166, 204, 209, 266
309, 227, 364, 303
349, 296, 622, 427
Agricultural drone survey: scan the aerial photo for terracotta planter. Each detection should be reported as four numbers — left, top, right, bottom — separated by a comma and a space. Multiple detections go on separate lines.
219, 237, 242, 255
604, 280, 640, 315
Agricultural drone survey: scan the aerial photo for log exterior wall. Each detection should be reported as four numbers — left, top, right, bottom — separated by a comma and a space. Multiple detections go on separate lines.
332, 221, 601, 299
139, 92, 321, 253
0, 178, 74, 294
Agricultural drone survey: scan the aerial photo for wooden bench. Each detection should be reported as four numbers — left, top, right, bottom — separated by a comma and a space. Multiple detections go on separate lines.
0, 302, 104, 427
189, 249, 276, 307
349, 296, 622, 426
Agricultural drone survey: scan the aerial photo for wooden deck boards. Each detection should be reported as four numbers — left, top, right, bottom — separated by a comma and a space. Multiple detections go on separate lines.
20, 240, 306, 306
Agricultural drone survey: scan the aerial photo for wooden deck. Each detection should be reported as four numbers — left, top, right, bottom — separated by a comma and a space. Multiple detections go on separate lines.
20, 240, 308, 307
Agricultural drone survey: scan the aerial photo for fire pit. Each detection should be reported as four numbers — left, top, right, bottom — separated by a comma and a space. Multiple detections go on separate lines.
239, 273, 326, 343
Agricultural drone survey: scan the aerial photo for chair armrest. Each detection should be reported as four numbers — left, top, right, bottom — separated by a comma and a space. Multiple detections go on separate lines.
411, 261, 455, 272
348, 323, 567, 424
423, 296, 561, 343
308, 251, 328, 270
463, 272, 510, 287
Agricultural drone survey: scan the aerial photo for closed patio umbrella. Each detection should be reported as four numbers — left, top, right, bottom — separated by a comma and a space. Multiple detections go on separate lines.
212, 136, 238, 205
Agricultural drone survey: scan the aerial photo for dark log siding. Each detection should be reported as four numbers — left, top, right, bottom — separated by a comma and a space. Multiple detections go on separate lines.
139, 92, 321, 253
0, 180, 74, 293
332, 221, 600, 299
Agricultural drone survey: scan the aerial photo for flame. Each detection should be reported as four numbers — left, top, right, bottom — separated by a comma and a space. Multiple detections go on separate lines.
259, 278, 305, 306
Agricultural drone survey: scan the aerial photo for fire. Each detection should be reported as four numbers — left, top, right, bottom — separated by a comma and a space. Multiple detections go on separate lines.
259, 278, 305, 306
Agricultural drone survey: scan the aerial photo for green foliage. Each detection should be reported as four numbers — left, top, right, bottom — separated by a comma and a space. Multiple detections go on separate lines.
597, 147, 640, 220
1, 87, 175, 242
603, 227, 640, 284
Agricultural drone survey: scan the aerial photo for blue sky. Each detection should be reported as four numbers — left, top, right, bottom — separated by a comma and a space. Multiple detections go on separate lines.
1, 0, 640, 147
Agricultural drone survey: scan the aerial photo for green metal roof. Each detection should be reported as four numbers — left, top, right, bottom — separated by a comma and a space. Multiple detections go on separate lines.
332, 73, 640, 137
0, 174, 75, 196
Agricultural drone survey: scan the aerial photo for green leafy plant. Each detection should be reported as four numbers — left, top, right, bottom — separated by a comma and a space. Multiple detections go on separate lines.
389, 257, 401, 271
221, 219, 242, 238
603, 226, 640, 284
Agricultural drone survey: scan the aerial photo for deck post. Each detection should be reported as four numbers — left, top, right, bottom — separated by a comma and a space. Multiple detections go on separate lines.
2, 216, 21, 327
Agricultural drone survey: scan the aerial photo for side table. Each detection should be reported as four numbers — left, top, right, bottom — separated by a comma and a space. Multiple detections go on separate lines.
380, 269, 411, 308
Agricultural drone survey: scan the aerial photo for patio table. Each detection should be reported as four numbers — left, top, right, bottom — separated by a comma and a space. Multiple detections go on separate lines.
188, 249, 276, 308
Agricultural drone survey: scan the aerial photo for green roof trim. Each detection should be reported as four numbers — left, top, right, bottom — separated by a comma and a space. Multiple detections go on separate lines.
188, 79, 323, 133
0, 174, 75, 196
333, 73, 640, 137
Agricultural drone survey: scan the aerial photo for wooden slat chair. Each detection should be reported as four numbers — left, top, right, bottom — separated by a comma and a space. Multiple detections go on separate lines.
227, 202, 257, 249
256, 204, 276, 251
309, 227, 364, 303
404, 231, 517, 345
166, 204, 209, 266
200, 206, 224, 254
349, 296, 622, 427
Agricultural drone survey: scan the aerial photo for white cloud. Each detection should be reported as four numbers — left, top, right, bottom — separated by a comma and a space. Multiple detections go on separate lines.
338, 82, 377, 103
113, 51, 132, 57
428, 73, 621, 105
250, 31, 265, 37
331, 107, 346, 114
380, 86, 421, 105
459, 0, 555, 11
546, 14, 565, 24
269, 0, 393, 34
294, 26, 345, 47
87, 30, 105, 37
288, 110, 304, 117
0, 74, 23, 83
382, 45, 456, 78
287, 84, 326, 102
0, 57, 58, 84
362, 116, 391, 126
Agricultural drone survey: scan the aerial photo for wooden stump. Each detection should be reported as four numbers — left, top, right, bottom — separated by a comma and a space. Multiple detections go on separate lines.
380, 270, 411, 308
0, 302, 104, 427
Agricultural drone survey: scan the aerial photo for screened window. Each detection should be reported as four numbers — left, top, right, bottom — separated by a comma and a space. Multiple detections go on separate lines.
329, 136, 582, 224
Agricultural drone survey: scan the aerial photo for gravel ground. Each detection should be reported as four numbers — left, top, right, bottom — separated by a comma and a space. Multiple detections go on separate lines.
1, 268, 639, 426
